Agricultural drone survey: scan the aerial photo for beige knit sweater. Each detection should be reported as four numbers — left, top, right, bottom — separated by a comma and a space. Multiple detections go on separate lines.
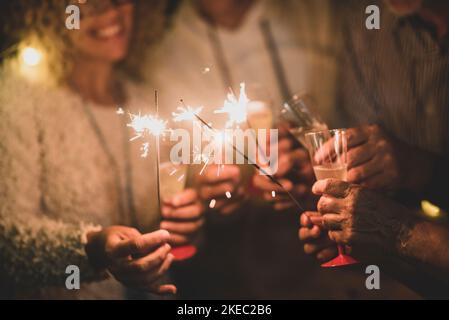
0, 69, 161, 299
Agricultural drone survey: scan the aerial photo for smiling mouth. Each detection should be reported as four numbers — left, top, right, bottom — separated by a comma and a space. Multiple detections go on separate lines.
93, 23, 124, 40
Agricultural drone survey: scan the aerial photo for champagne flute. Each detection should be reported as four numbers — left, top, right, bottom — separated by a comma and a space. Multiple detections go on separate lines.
304, 129, 358, 267
159, 143, 197, 262
280, 93, 328, 147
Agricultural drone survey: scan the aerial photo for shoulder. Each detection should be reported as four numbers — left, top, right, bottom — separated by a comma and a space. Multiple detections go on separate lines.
0, 66, 38, 133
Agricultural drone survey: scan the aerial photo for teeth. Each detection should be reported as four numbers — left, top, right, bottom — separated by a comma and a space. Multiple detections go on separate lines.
96, 24, 121, 38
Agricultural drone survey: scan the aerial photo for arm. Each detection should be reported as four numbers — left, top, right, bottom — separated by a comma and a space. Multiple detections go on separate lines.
0, 76, 176, 295
312, 179, 449, 282
0, 82, 104, 290
0, 214, 104, 290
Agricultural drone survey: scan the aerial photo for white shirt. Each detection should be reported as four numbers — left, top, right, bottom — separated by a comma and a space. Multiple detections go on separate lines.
147, 0, 342, 128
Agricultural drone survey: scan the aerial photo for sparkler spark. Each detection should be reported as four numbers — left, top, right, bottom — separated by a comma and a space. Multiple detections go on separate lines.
127, 112, 168, 140
172, 105, 204, 122
214, 83, 250, 128
140, 142, 150, 158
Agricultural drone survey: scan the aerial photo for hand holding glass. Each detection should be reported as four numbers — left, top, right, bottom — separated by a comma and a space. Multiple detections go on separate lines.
305, 129, 358, 267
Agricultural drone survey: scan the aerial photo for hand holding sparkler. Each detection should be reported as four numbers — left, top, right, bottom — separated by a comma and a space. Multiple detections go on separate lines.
253, 133, 316, 211
85, 227, 176, 294
197, 165, 246, 215
161, 188, 205, 246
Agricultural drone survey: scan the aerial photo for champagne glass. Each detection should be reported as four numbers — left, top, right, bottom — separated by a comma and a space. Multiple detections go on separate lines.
280, 93, 328, 147
304, 129, 358, 267
245, 83, 274, 131
245, 83, 274, 172
159, 143, 197, 262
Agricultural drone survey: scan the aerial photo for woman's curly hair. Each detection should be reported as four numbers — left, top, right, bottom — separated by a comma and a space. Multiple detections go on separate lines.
1, 0, 168, 84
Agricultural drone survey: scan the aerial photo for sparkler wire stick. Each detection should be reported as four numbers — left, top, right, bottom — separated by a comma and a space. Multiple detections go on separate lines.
180, 100, 304, 212
155, 91, 162, 214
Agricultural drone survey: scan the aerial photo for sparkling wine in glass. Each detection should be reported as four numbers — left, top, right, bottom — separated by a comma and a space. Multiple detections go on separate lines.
304, 129, 358, 268
158, 141, 197, 262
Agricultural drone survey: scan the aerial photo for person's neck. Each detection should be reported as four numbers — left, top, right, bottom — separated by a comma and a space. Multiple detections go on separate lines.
68, 58, 125, 107
419, 2, 449, 38
196, 0, 256, 30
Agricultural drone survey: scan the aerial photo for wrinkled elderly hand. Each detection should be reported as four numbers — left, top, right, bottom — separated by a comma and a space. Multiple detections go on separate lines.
312, 179, 415, 258
86, 227, 176, 294
346, 124, 436, 194
161, 188, 205, 246
253, 136, 315, 211
197, 165, 246, 215
345, 124, 402, 191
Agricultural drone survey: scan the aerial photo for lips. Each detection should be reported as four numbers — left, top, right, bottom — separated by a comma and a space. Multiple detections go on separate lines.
93, 23, 124, 40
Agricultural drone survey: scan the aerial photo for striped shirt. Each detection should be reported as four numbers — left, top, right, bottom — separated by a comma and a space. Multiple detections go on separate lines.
339, 0, 449, 157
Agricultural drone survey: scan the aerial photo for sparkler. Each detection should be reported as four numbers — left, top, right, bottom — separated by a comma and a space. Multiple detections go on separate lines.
180, 100, 304, 212
214, 83, 250, 128
154, 91, 162, 216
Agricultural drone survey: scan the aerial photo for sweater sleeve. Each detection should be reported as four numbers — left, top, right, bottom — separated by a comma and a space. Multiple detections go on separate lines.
0, 74, 105, 291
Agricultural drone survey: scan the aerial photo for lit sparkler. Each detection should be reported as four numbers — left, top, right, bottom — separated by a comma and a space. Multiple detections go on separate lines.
172, 105, 204, 123
214, 82, 250, 128
181, 99, 304, 212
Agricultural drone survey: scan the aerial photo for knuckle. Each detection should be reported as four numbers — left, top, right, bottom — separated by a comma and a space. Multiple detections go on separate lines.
132, 261, 147, 273
303, 244, 316, 255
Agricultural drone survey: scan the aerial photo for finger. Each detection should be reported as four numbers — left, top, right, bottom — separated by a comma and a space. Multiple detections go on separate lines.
292, 183, 309, 198
304, 237, 335, 255
346, 126, 370, 148
300, 211, 321, 227
253, 175, 277, 192
168, 233, 191, 246
277, 137, 294, 153
164, 188, 198, 207
299, 225, 322, 241
293, 148, 310, 165
109, 230, 170, 259
273, 153, 294, 178
312, 179, 350, 198
322, 214, 344, 231
316, 247, 338, 262
317, 195, 345, 214
347, 142, 376, 169
154, 284, 177, 295
160, 219, 204, 235
347, 157, 383, 184
162, 202, 204, 221
312, 138, 338, 164
157, 253, 174, 277
120, 243, 171, 274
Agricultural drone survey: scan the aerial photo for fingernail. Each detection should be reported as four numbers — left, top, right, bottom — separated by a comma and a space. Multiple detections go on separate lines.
161, 207, 170, 217
159, 230, 170, 239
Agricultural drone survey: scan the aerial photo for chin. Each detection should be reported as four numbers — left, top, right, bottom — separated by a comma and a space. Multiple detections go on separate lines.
384, 0, 423, 16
